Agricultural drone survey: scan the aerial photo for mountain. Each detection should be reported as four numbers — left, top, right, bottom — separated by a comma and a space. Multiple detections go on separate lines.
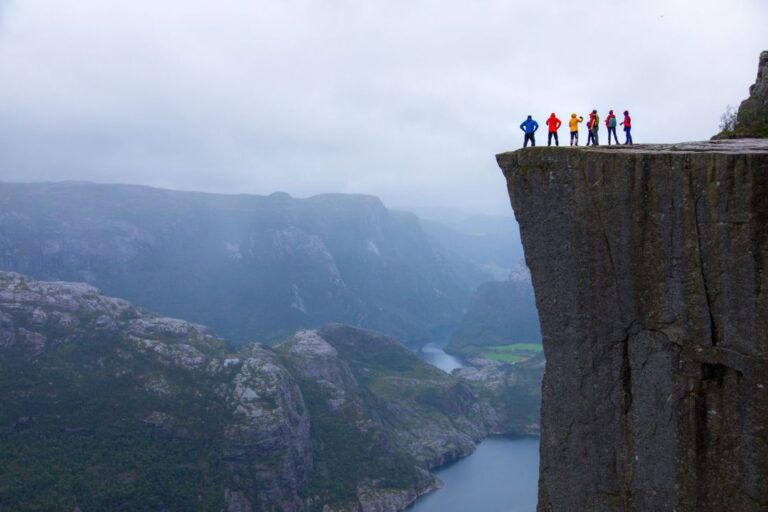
446, 266, 541, 356
0, 182, 472, 346
0, 272, 536, 511
411, 207, 525, 282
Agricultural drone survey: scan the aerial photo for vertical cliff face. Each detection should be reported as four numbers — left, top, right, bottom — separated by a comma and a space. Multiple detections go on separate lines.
498, 140, 768, 511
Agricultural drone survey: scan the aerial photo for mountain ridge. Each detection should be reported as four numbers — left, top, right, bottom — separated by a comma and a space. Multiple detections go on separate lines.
0, 181, 475, 346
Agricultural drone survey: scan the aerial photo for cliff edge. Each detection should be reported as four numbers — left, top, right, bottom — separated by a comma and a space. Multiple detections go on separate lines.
497, 140, 768, 511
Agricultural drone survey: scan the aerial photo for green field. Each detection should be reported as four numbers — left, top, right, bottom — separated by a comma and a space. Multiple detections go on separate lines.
479, 343, 543, 363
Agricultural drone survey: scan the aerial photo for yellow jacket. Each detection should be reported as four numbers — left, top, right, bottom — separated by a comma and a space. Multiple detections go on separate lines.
569, 114, 584, 132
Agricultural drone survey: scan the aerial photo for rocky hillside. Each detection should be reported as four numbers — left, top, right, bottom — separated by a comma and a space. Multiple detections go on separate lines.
0, 272, 535, 511
714, 50, 768, 139
498, 139, 768, 511
0, 182, 472, 346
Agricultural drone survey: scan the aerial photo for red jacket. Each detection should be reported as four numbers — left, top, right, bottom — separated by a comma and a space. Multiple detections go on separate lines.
546, 114, 562, 133
622, 114, 631, 128
587, 112, 595, 129
605, 112, 616, 128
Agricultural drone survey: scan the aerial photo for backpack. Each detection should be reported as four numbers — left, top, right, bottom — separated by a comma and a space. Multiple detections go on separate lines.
608, 116, 617, 128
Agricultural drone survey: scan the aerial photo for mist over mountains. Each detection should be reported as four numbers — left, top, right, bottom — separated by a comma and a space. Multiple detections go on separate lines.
0, 181, 528, 347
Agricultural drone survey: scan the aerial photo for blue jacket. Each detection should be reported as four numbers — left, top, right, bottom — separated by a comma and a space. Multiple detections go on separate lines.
520, 118, 539, 134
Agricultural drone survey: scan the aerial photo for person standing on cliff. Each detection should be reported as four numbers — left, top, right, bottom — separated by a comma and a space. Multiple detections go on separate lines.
586, 111, 595, 146
590, 110, 600, 146
545, 113, 562, 146
520, 115, 539, 147
569, 113, 584, 146
605, 110, 619, 145
621, 110, 633, 144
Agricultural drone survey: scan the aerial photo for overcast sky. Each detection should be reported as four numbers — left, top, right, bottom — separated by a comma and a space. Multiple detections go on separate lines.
0, 1, 765, 215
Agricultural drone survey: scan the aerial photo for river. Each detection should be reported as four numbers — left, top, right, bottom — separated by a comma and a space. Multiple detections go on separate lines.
411, 343, 539, 512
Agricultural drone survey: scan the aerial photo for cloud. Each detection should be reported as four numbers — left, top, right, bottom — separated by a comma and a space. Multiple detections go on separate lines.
0, 0, 765, 214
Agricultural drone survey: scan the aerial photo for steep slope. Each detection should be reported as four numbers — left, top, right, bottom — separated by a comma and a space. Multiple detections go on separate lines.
0, 272, 534, 511
498, 140, 768, 511
0, 183, 470, 345
414, 209, 525, 281
0, 271, 311, 511
714, 50, 768, 139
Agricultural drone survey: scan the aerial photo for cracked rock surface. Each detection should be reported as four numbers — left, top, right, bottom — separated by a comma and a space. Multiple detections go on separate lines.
498, 140, 768, 512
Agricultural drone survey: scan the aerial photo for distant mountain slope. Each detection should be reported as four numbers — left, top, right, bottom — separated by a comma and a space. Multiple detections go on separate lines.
411, 207, 524, 282
446, 270, 541, 355
0, 181, 471, 345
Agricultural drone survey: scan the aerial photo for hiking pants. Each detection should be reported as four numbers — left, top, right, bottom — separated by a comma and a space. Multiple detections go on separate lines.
607, 126, 619, 145
548, 132, 559, 146
524, 132, 536, 147
591, 127, 599, 146
624, 127, 633, 144
570, 131, 578, 146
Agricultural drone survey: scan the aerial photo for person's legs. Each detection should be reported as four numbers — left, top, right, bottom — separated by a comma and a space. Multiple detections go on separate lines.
531, 133, 536, 146
570, 131, 577, 146
554, 132, 559, 146
547, 132, 552, 146
625, 127, 633, 144
524, 133, 531, 147
593, 128, 599, 146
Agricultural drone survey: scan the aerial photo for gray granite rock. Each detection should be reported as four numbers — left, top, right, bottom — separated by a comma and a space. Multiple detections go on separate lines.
498, 140, 768, 512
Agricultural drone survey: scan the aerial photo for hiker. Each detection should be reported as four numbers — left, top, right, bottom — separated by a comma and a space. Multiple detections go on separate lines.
569, 113, 584, 146
586, 111, 595, 146
520, 115, 539, 147
590, 110, 600, 146
545, 113, 562, 146
606, 110, 619, 145
621, 110, 633, 144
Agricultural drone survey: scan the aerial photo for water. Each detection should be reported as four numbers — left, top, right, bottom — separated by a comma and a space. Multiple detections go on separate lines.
411, 344, 540, 512
407, 436, 540, 512
417, 341, 465, 372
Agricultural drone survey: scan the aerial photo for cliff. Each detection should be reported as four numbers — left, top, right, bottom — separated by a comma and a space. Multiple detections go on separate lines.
497, 140, 768, 511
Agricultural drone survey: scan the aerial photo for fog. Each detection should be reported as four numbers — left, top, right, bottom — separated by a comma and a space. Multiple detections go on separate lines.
0, 1, 765, 214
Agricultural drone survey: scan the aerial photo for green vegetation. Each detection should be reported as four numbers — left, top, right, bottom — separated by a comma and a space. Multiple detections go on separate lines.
478, 343, 543, 363
0, 324, 232, 511
297, 378, 421, 507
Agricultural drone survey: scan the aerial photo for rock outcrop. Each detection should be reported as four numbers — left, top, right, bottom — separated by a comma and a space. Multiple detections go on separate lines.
0, 271, 313, 511
498, 140, 768, 511
714, 50, 768, 138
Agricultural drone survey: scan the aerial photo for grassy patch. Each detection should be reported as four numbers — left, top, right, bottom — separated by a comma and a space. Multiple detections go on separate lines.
478, 343, 542, 364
